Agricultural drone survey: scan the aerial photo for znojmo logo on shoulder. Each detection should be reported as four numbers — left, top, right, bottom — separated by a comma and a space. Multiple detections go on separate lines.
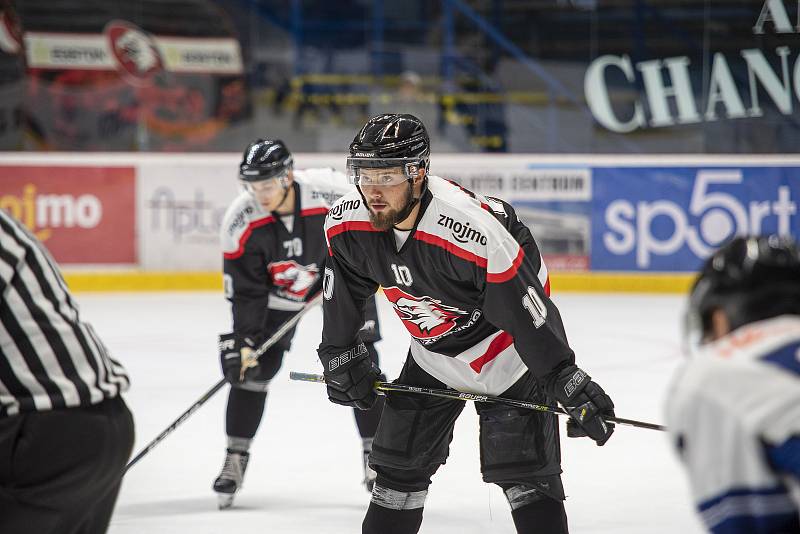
602, 169, 797, 269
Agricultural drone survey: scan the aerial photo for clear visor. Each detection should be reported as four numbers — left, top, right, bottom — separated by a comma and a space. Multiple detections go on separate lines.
681, 278, 715, 357
346, 157, 420, 186
681, 306, 703, 358
240, 175, 285, 195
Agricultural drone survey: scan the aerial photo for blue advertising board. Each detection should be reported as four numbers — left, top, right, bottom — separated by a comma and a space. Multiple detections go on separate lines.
591, 166, 800, 271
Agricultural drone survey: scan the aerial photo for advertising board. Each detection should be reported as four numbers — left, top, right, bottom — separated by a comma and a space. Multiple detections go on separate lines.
592, 166, 799, 271
137, 157, 239, 270
0, 164, 135, 263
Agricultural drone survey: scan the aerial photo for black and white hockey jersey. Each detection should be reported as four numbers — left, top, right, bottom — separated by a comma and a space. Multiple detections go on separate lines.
221, 169, 351, 343
319, 176, 576, 395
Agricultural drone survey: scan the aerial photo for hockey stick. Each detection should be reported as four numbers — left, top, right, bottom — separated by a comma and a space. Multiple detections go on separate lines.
125, 292, 324, 472
289, 371, 665, 432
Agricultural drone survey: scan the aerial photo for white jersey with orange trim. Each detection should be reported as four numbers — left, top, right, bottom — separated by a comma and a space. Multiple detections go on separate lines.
666, 316, 800, 534
319, 175, 575, 395
220, 168, 351, 342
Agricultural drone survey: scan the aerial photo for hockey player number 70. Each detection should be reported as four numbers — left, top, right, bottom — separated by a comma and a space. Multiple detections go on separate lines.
522, 286, 547, 328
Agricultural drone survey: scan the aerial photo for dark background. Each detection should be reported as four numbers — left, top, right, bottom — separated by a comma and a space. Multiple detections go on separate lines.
0, 0, 795, 153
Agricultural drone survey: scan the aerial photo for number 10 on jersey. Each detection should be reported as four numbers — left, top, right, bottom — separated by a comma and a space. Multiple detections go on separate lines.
522, 286, 547, 328
391, 264, 413, 286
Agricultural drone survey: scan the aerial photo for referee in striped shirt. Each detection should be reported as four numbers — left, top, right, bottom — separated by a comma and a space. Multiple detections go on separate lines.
0, 209, 134, 534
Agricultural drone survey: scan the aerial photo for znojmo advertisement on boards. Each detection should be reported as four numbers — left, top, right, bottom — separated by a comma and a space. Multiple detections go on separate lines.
0, 165, 135, 264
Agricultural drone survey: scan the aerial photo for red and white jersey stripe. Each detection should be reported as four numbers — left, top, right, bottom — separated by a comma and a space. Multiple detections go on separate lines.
410, 329, 528, 395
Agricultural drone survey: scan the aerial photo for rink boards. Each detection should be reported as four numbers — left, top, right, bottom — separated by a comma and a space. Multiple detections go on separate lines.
60, 270, 695, 294
1, 152, 798, 292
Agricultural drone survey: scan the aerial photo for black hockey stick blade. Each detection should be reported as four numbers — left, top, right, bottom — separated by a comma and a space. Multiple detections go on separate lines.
289, 371, 665, 432
125, 293, 324, 473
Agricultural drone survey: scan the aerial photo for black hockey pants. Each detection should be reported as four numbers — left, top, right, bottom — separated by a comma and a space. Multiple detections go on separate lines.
0, 396, 135, 534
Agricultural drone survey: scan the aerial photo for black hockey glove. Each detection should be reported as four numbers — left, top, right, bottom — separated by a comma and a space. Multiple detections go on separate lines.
549, 365, 615, 446
322, 342, 380, 410
219, 333, 259, 384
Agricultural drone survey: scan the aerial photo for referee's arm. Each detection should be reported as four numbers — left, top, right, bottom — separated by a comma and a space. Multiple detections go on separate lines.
0, 214, 23, 298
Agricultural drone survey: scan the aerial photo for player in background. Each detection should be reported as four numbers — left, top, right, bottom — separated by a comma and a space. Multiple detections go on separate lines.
667, 235, 800, 534
214, 139, 384, 509
318, 114, 615, 534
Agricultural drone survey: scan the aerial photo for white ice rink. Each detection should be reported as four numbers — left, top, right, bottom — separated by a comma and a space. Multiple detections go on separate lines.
75, 291, 706, 534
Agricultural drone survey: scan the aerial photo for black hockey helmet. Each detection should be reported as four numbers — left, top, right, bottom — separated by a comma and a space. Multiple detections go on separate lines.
687, 235, 800, 342
239, 139, 293, 182
347, 114, 430, 184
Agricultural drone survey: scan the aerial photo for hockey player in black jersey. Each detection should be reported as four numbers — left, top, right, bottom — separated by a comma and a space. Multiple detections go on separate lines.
214, 139, 384, 509
318, 114, 616, 534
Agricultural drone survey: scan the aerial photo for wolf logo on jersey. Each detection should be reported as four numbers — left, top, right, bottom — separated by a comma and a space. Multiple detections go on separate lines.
382, 286, 467, 340
268, 261, 319, 300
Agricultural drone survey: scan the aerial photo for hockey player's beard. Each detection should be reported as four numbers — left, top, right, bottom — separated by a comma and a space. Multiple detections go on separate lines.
368, 187, 413, 231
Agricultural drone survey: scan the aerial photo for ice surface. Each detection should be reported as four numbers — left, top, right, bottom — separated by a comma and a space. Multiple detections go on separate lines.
72, 291, 705, 534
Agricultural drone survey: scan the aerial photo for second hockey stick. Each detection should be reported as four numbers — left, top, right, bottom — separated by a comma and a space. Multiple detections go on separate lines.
289, 371, 665, 432
125, 292, 324, 472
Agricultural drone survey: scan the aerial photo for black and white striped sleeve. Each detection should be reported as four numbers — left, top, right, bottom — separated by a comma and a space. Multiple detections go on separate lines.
0, 218, 22, 297
0, 210, 129, 417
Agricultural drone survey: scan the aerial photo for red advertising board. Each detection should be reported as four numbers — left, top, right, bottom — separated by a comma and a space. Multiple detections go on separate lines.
0, 166, 136, 263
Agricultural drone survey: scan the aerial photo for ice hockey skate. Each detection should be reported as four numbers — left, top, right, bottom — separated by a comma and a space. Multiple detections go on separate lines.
213, 449, 249, 509
362, 450, 377, 492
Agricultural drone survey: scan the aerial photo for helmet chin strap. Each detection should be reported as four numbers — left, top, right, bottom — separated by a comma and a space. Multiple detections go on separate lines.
392, 177, 427, 229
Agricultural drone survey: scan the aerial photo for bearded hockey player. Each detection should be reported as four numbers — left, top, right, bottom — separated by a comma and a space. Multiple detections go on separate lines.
214, 139, 384, 509
317, 114, 616, 534
667, 235, 800, 534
